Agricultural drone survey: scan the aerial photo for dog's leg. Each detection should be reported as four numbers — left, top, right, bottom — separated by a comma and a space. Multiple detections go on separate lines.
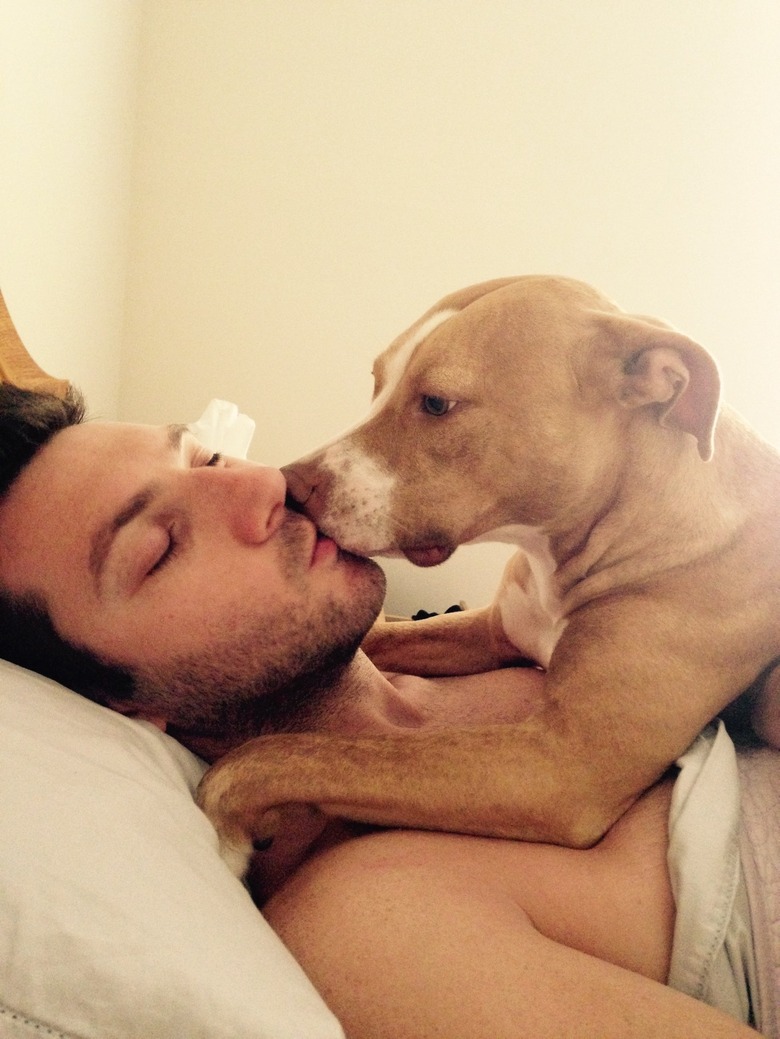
361, 607, 535, 675
198, 591, 745, 862
363, 548, 556, 675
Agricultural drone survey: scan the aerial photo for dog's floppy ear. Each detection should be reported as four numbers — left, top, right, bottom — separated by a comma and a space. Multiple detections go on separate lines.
594, 312, 721, 461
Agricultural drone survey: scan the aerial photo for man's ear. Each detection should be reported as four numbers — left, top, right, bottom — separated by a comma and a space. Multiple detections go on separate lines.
592, 312, 721, 461
107, 700, 168, 732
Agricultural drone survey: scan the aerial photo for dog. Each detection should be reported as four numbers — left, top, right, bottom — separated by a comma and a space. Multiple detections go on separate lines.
197, 276, 780, 872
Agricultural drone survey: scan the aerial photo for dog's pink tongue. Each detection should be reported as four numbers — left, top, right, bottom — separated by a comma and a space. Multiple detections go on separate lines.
403, 546, 453, 567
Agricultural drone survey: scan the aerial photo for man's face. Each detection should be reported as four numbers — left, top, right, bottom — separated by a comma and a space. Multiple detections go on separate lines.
0, 420, 385, 739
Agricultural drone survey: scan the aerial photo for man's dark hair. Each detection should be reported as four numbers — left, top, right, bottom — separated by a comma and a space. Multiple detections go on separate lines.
0, 383, 135, 703
0, 382, 86, 491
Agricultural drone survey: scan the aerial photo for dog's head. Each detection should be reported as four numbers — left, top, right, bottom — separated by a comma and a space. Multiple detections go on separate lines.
283, 276, 720, 563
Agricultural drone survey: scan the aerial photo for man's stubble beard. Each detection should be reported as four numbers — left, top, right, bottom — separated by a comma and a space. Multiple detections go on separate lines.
137, 548, 387, 743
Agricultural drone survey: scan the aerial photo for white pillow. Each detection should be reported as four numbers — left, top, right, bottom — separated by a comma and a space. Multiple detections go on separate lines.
0, 659, 344, 1039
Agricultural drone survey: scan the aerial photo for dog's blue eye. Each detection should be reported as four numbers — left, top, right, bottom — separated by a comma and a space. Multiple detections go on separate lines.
421, 395, 455, 416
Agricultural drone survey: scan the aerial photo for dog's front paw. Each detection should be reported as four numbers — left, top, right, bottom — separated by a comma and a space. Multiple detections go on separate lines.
196, 768, 280, 879
215, 835, 255, 880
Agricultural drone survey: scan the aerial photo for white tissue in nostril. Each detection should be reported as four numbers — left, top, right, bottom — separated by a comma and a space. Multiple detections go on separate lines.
188, 399, 256, 459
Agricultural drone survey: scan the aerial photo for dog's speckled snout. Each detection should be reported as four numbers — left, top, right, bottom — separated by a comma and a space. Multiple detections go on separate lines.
280, 443, 400, 556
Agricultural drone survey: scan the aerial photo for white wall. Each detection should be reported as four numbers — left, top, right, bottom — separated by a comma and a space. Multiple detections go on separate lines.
0, 0, 140, 419
6, 2, 779, 615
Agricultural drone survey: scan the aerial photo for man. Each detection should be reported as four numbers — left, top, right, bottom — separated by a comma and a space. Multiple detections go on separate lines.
0, 383, 388, 752
0, 383, 768, 1038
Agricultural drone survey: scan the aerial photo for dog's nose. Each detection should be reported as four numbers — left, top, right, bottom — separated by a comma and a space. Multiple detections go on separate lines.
281, 464, 315, 507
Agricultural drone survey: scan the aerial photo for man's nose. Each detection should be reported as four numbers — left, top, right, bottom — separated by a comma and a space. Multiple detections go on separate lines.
204, 463, 288, 545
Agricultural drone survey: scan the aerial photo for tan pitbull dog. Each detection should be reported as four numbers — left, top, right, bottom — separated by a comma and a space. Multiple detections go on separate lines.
198, 276, 780, 870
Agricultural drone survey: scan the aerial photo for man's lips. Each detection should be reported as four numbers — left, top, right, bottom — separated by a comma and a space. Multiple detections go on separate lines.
280, 505, 338, 567
284, 495, 454, 567
310, 528, 338, 566
285, 495, 366, 565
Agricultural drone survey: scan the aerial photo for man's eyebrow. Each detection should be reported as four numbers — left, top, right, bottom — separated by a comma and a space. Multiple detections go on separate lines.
88, 425, 186, 589
167, 423, 189, 449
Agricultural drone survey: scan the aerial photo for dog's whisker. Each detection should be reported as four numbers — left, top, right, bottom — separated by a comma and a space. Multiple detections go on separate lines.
384, 512, 417, 538
377, 509, 438, 542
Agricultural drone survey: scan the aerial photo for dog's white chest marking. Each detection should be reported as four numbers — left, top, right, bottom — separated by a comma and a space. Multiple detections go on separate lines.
476, 525, 565, 668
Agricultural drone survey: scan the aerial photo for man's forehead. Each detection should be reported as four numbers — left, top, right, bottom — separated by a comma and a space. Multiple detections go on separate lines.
64, 418, 172, 447
41, 419, 182, 465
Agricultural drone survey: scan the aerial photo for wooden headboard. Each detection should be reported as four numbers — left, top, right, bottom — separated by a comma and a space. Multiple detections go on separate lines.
0, 288, 70, 397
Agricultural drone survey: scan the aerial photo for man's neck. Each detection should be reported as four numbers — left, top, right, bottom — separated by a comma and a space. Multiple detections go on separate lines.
170, 650, 400, 763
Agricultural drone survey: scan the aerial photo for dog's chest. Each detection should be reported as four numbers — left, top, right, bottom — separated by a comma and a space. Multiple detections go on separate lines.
481, 526, 565, 668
